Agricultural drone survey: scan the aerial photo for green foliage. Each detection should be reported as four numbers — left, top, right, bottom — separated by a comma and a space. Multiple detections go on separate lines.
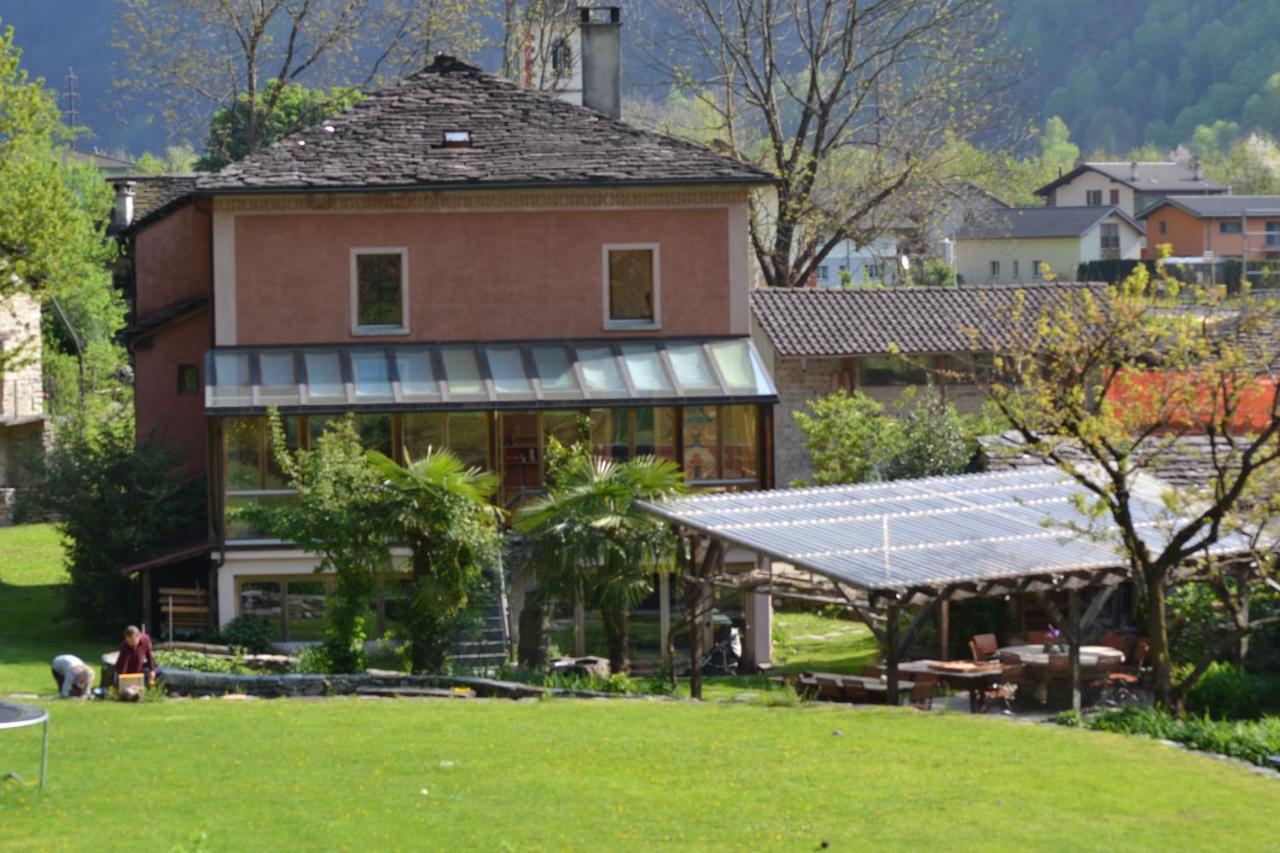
134, 144, 197, 174
914, 258, 958, 288
1166, 582, 1220, 667
155, 649, 250, 675
1081, 706, 1280, 769
198, 84, 363, 171
1184, 662, 1263, 721
26, 416, 204, 634
794, 387, 973, 486
291, 645, 332, 675
515, 451, 685, 674
368, 447, 503, 674
218, 615, 276, 654
243, 412, 394, 673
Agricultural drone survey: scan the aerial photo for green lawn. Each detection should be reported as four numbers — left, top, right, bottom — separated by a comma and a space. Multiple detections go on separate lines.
2, 523, 1278, 850
0, 524, 106, 695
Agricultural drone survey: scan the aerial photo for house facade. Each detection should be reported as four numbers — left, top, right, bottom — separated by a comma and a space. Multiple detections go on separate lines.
1035, 161, 1226, 219
1139, 195, 1280, 263
954, 206, 1143, 284
0, 292, 45, 525
750, 284, 1105, 486
120, 55, 776, 634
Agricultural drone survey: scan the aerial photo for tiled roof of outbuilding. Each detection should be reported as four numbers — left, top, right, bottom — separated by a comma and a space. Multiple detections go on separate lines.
750, 283, 1108, 357
197, 56, 774, 193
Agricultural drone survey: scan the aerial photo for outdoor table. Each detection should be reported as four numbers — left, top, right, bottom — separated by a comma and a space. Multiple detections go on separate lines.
996, 645, 1125, 667
0, 701, 48, 789
898, 661, 1007, 713
847, 676, 916, 703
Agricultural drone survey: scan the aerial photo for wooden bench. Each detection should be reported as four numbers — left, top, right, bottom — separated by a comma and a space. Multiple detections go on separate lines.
159, 587, 209, 634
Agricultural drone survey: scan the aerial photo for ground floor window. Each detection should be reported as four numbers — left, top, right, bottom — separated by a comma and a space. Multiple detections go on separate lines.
236, 574, 408, 642
218, 404, 767, 541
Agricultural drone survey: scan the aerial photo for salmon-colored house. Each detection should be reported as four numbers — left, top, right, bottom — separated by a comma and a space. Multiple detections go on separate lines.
114, 53, 777, 636
1139, 195, 1280, 262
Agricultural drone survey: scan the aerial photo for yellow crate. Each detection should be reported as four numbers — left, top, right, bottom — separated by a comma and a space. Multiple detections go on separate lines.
117, 673, 145, 695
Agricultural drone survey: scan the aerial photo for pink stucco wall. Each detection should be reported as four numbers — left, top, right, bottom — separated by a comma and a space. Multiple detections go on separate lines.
135, 309, 210, 475
231, 207, 732, 344
134, 202, 212, 315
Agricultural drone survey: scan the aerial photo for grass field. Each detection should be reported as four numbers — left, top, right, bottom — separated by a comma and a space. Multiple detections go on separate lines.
3, 524, 1279, 850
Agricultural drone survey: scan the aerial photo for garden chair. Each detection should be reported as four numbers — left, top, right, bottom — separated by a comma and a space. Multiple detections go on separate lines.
862, 666, 884, 678
1107, 638, 1150, 695
908, 674, 938, 710
1025, 630, 1050, 645
1088, 656, 1122, 705
999, 652, 1022, 665
842, 678, 873, 704
1101, 631, 1129, 656
1045, 654, 1072, 707
969, 633, 999, 662
983, 664, 1023, 713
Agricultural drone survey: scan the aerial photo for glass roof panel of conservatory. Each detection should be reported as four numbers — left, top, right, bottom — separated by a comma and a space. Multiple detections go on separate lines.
206, 339, 777, 411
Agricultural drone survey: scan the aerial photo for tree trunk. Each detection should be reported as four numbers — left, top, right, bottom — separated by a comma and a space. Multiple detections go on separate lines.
1143, 570, 1176, 710
600, 602, 630, 676
517, 588, 550, 669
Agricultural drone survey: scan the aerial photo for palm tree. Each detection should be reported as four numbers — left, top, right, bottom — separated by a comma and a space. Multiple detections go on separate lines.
369, 448, 504, 673
514, 453, 685, 675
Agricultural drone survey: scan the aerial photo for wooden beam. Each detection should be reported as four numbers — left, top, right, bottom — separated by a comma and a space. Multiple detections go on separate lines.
659, 571, 671, 668
886, 603, 901, 706
897, 596, 941, 660
939, 598, 950, 661
1080, 584, 1119, 633
1068, 588, 1082, 715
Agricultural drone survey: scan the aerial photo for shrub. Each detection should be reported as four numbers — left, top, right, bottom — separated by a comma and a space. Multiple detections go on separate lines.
291, 645, 332, 674
1078, 706, 1280, 768
219, 615, 276, 654
1185, 662, 1260, 720
155, 650, 249, 675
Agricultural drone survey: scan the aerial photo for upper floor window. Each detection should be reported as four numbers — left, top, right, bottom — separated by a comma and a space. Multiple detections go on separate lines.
1220, 221, 1243, 234
1086, 190, 1103, 206
1158, 219, 1168, 235
351, 248, 409, 335
1012, 260, 1020, 280
604, 245, 660, 329
1031, 260, 1043, 279
1109, 189, 1120, 205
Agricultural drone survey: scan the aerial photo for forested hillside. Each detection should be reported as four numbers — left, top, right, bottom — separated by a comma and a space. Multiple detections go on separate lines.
1006, 0, 1280, 153
4, 1, 1280, 159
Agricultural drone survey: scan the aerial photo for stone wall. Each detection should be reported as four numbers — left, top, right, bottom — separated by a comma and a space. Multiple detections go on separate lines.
0, 293, 42, 422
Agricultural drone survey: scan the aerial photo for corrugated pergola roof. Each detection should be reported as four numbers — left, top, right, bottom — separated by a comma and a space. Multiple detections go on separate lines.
640, 467, 1250, 604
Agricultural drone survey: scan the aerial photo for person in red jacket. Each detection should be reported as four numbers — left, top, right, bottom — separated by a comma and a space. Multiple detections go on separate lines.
115, 625, 157, 687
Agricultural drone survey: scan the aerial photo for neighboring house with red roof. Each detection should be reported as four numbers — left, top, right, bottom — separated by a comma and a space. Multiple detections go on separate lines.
114, 47, 777, 636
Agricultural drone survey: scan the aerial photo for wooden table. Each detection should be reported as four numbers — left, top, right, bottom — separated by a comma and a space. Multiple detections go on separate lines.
899, 661, 1008, 713
996, 645, 1125, 667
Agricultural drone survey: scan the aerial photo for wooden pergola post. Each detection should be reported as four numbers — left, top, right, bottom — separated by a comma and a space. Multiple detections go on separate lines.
659, 571, 671, 669
939, 599, 950, 661
885, 602, 901, 706
1068, 587, 1081, 714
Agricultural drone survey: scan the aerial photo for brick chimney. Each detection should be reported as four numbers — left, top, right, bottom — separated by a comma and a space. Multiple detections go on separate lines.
580, 6, 621, 120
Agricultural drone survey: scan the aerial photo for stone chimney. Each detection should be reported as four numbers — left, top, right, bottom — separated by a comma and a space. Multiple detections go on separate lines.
1130, 160, 1138, 181
114, 181, 135, 229
580, 6, 621, 120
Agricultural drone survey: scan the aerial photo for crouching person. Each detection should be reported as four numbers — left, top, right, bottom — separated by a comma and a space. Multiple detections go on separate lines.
51, 654, 94, 699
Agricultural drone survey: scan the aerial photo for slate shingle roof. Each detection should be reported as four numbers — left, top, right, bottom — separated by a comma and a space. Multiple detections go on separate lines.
751, 283, 1108, 357
1036, 161, 1226, 197
1141, 194, 1280, 218
197, 56, 774, 193
955, 205, 1142, 240
108, 175, 199, 235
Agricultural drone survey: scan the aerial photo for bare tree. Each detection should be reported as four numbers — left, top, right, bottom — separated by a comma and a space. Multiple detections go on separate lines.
499, 0, 576, 93
652, 0, 1016, 288
115, 0, 486, 153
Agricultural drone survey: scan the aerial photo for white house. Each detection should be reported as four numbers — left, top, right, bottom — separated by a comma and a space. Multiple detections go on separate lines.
1035, 161, 1226, 219
954, 206, 1144, 284
813, 235, 899, 287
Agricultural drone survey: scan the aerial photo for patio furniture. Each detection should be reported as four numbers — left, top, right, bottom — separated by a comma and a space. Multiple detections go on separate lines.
1100, 631, 1129, 655
999, 652, 1022, 665
0, 701, 48, 789
899, 660, 1005, 713
862, 666, 884, 678
1025, 630, 1051, 645
982, 664, 1024, 713
908, 673, 939, 710
995, 645, 1125, 667
1107, 638, 1150, 694
969, 633, 999, 662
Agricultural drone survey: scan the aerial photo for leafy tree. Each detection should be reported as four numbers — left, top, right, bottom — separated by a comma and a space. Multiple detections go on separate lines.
28, 414, 204, 634
654, 0, 1016, 288
986, 262, 1280, 709
793, 390, 900, 486
246, 413, 395, 672
116, 0, 485, 153
368, 449, 504, 674
515, 448, 685, 674
886, 387, 972, 480
0, 25, 114, 372
196, 84, 363, 171
134, 144, 198, 174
